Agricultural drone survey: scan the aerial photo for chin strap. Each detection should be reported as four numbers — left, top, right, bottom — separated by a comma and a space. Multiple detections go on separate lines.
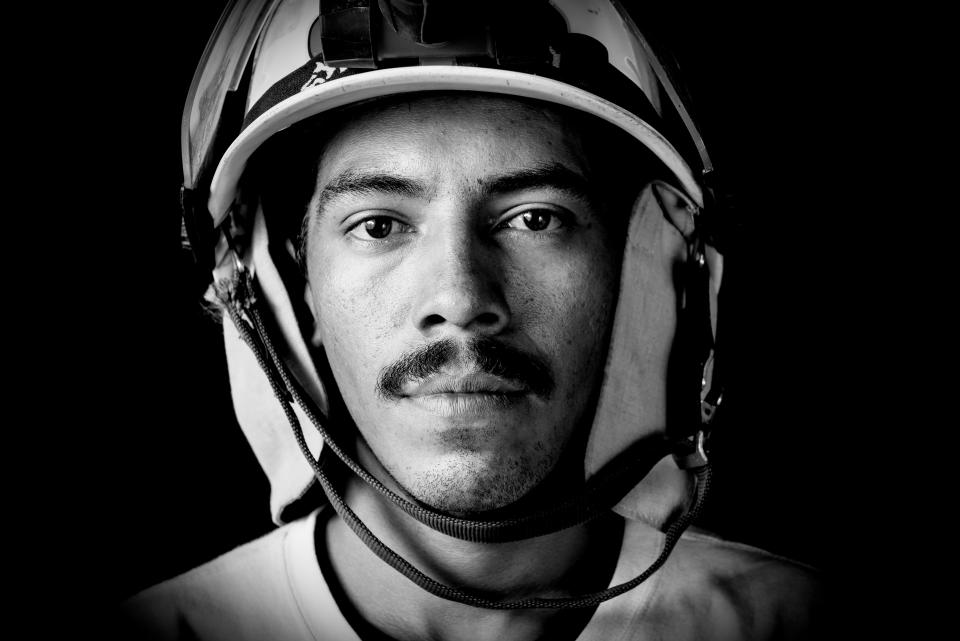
222, 258, 673, 543
217, 250, 713, 609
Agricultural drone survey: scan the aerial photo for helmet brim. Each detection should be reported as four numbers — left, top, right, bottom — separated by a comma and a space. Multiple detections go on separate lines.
206, 65, 703, 225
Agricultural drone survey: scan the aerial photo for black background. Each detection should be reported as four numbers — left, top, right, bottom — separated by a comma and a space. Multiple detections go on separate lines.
57, 2, 862, 620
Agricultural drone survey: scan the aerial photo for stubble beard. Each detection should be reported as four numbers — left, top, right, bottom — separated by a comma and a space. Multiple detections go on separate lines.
400, 439, 559, 516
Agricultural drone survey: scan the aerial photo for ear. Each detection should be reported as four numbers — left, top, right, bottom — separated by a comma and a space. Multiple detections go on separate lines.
652, 180, 697, 239
302, 279, 324, 347
652, 180, 724, 334
286, 237, 325, 347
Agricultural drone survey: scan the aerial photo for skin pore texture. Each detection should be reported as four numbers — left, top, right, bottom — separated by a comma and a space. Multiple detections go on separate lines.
301, 93, 633, 641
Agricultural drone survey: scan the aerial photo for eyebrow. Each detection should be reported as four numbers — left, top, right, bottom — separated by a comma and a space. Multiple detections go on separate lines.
316, 170, 430, 214
313, 161, 595, 221
479, 162, 595, 204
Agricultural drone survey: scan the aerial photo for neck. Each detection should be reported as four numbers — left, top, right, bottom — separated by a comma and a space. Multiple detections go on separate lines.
320, 463, 625, 641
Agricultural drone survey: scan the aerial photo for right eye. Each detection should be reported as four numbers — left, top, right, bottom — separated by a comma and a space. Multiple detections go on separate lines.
346, 216, 412, 241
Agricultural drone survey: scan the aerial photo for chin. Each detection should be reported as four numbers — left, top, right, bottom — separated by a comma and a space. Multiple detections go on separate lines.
399, 447, 557, 515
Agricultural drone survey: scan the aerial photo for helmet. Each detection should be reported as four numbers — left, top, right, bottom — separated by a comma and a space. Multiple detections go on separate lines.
181, 0, 723, 608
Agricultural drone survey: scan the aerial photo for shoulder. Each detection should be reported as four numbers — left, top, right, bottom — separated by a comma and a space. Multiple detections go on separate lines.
675, 527, 821, 594
651, 527, 824, 640
119, 514, 317, 641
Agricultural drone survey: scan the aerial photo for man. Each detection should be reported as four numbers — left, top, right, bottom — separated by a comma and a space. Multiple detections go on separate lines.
123, 1, 822, 638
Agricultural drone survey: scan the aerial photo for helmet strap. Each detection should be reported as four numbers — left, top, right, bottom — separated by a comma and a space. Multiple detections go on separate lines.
216, 238, 713, 609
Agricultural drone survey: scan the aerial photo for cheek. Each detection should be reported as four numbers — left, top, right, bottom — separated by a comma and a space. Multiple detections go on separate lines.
507, 235, 619, 391
308, 250, 410, 402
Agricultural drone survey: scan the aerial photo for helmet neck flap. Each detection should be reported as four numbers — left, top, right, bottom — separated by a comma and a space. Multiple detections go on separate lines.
182, 0, 724, 609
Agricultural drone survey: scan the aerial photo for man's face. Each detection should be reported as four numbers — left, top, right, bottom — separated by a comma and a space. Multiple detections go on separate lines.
303, 93, 622, 514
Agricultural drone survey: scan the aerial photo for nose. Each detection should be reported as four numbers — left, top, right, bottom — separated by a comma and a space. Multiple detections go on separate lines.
410, 230, 511, 336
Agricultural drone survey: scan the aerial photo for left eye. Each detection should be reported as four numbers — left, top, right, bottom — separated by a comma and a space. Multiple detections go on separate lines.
346, 216, 411, 240
498, 209, 565, 232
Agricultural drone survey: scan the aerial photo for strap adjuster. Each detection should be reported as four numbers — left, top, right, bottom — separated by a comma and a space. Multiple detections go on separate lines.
674, 430, 709, 469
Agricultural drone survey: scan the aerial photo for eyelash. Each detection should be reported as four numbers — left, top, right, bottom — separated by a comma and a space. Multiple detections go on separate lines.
345, 206, 571, 243
345, 216, 413, 242
494, 207, 569, 233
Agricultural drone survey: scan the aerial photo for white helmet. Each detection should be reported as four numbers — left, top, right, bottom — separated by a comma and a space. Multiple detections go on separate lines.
182, 0, 723, 608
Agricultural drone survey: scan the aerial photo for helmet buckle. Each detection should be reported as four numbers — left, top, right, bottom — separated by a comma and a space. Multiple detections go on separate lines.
674, 429, 709, 470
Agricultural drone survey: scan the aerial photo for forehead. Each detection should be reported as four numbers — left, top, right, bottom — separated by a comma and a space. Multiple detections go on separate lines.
316, 93, 594, 182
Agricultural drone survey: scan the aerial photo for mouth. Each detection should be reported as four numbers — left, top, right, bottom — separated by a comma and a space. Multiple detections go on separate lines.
401, 372, 529, 417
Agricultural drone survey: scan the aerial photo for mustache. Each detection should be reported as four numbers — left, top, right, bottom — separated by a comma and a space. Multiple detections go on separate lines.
376, 337, 554, 400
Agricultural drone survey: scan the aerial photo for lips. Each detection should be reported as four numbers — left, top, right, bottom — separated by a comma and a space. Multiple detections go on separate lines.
402, 371, 528, 397
401, 370, 529, 418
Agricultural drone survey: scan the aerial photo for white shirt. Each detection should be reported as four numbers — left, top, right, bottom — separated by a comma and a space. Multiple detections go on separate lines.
122, 510, 821, 640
